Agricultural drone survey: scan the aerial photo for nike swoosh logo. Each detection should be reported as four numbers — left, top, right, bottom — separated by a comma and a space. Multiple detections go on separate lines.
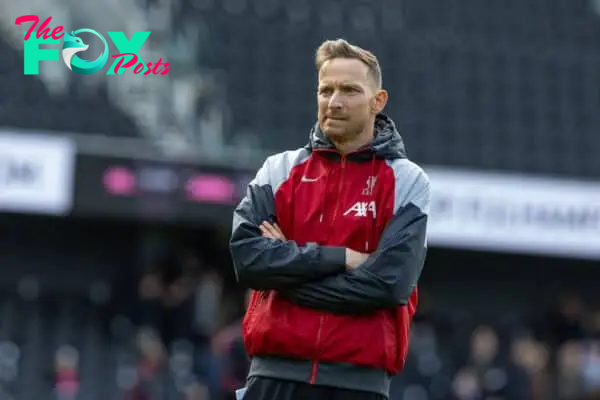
301, 176, 319, 182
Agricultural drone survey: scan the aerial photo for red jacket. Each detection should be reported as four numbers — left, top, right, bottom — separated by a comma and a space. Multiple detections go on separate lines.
230, 114, 430, 395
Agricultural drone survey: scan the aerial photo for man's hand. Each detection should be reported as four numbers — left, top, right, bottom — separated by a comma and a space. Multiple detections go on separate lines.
345, 248, 369, 270
260, 221, 286, 240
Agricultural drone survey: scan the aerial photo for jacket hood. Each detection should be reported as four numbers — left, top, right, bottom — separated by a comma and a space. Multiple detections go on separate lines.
307, 113, 407, 159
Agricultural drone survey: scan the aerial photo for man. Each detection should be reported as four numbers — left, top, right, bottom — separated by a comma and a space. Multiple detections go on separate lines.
229, 39, 430, 400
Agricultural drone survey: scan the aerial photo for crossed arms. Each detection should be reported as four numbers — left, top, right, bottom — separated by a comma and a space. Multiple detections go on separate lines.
229, 157, 430, 314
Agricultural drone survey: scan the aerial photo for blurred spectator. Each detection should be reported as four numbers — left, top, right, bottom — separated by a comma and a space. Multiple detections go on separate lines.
185, 381, 210, 400
136, 329, 166, 381
190, 269, 226, 398
547, 293, 587, 347
54, 345, 80, 400
509, 336, 550, 400
581, 340, 600, 398
121, 328, 166, 400
556, 341, 586, 400
451, 367, 483, 400
211, 290, 251, 400
138, 246, 203, 345
468, 325, 500, 369
192, 269, 224, 342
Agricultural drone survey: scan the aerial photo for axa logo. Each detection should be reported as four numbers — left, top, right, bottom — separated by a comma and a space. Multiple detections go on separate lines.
15, 15, 171, 76
343, 201, 377, 218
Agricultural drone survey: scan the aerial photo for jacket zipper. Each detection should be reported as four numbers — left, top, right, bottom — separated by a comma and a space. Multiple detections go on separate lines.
310, 316, 324, 384
310, 156, 346, 384
248, 291, 266, 321
329, 156, 346, 223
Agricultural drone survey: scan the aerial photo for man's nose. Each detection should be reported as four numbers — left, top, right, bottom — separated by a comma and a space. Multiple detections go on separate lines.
328, 91, 343, 109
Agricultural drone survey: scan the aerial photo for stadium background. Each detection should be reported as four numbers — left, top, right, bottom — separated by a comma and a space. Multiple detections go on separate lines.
1, 0, 599, 399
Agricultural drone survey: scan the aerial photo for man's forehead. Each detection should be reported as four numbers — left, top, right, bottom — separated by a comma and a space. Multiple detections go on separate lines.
318, 78, 366, 87
318, 58, 370, 85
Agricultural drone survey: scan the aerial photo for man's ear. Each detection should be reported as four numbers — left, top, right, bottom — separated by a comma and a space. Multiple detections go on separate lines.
372, 89, 388, 114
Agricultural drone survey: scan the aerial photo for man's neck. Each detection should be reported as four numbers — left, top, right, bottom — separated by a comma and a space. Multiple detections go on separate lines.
332, 128, 374, 155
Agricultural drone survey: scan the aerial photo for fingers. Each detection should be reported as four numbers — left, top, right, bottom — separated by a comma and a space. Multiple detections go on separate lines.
271, 222, 284, 237
261, 222, 283, 239
344, 249, 370, 270
259, 223, 275, 238
260, 221, 286, 240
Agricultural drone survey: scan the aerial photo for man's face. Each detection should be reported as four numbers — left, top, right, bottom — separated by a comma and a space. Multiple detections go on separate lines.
317, 58, 380, 143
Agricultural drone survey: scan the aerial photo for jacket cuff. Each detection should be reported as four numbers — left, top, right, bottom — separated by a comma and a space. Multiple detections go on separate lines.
319, 246, 347, 272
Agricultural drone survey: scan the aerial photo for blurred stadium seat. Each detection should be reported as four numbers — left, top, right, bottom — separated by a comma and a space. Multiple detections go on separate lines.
179, 0, 600, 177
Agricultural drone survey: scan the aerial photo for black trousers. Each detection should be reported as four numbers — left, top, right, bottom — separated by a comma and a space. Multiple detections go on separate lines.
243, 377, 387, 400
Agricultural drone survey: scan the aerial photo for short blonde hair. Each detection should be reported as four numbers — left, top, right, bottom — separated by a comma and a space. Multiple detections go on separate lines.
315, 39, 382, 88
